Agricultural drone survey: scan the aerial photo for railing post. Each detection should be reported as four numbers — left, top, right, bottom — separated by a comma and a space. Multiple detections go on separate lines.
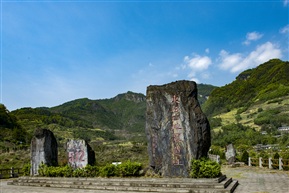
279, 157, 283, 170
10, 167, 14, 178
259, 157, 263, 168
269, 157, 272, 169
248, 157, 251, 166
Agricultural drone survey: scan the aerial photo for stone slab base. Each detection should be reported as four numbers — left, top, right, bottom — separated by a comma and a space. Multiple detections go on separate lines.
8, 176, 238, 193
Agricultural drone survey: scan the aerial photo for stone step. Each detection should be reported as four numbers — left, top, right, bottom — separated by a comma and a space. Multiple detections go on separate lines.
13, 178, 229, 189
225, 180, 239, 193
8, 176, 238, 193
15, 176, 225, 183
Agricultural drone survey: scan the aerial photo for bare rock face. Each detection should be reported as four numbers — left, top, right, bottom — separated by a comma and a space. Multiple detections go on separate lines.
146, 80, 211, 177
30, 128, 58, 176
67, 139, 95, 169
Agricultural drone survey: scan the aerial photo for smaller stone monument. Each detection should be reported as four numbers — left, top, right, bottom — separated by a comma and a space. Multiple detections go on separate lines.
66, 139, 95, 169
225, 144, 236, 164
30, 128, 58, 176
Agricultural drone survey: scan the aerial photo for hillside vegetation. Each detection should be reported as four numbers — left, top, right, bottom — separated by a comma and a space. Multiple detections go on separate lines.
206, 59, 289, 155
0, 104, 27, 149
204, 59, 289, 116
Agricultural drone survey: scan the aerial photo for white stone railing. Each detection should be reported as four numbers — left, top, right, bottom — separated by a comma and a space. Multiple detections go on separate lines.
248, 157, 289, 170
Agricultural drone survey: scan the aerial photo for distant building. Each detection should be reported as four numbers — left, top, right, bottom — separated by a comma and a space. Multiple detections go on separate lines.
254, 144, 279, 151
261, 131, 267, 135
278, 126, 289, 133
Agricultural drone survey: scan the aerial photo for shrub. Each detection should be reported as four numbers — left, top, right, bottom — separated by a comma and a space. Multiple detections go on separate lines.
22, 163, 31, 176
272, 152, 280, 169
38, 163, 48, 176
85, 165, 100, 177
117, 160, 142, 177
38, 164, 74, 177
273, 152, 280, 159
240, 151, 249, 165
99, 164, 117, 177
37, 161, 143, 178
190, 158, 221, 178
235, 114, 242, 122
72, 168, 87, 177
280, 152, 289, 171
209, 117, 222, 128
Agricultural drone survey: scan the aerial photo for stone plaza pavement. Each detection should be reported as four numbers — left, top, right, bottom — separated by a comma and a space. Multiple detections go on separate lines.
0, 166, 288, 193
222, 165, 289, 193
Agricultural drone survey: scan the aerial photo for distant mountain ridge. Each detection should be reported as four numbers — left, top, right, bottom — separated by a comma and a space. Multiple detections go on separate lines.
50, 91, 146, 134
6, 84, 215, 145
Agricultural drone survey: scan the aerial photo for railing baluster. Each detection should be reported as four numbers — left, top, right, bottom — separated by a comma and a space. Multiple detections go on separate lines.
279, 158, 283, 170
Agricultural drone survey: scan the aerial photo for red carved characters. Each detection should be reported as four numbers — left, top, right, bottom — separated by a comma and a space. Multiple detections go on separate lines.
171, 95, 184, 165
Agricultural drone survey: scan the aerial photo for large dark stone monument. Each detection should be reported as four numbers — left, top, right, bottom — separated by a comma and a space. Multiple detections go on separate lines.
66, 139, 95, 169
146, 80, 211, 177
30, 128, 58, 176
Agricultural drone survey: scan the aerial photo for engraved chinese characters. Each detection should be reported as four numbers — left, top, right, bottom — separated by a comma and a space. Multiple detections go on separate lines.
146, 80, 211, 177
67, 139, 95, 169
171, 95, 184, 165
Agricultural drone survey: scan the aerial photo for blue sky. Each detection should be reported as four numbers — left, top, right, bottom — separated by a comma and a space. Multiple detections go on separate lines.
1, 0, 288, 110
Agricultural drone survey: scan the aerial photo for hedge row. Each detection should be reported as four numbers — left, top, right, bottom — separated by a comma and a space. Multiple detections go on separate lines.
23, 158, 222, 178
37, 161, 142, 178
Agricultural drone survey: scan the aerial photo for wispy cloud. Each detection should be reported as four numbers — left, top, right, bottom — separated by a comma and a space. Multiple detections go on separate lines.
243, 31, 263, 45
219, 42, 282, 73
280, 24, 289, 34
183, 54, 212, 82
284, 0, 289, 7
218, 51, 242, 71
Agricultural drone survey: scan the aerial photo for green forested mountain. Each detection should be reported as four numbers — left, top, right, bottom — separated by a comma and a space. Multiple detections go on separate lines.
0, 104, 27, 148
50, 91, 146, 133
203, 59, 289, 116
204, 59, 289, 149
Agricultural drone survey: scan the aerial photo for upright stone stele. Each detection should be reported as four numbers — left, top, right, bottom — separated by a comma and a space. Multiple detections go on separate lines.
225, 144, 236, 164
66, 139, 95, 169
30, 128, 58, 176
146, 80, 211, 177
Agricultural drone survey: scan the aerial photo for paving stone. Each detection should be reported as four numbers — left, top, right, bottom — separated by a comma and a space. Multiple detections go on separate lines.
222, 165, 289, 193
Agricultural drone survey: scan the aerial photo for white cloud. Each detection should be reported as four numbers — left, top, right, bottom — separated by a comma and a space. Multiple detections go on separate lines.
243, 31, 263, 45
280, 24, 289, 34
219, 42, 282, 73
284, 0, 288, 7
183, 54, 212, 82
205, 48, 210, 54
184, 54, 212, 71
190, 77, 200, 83
218, 50, 243, 70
